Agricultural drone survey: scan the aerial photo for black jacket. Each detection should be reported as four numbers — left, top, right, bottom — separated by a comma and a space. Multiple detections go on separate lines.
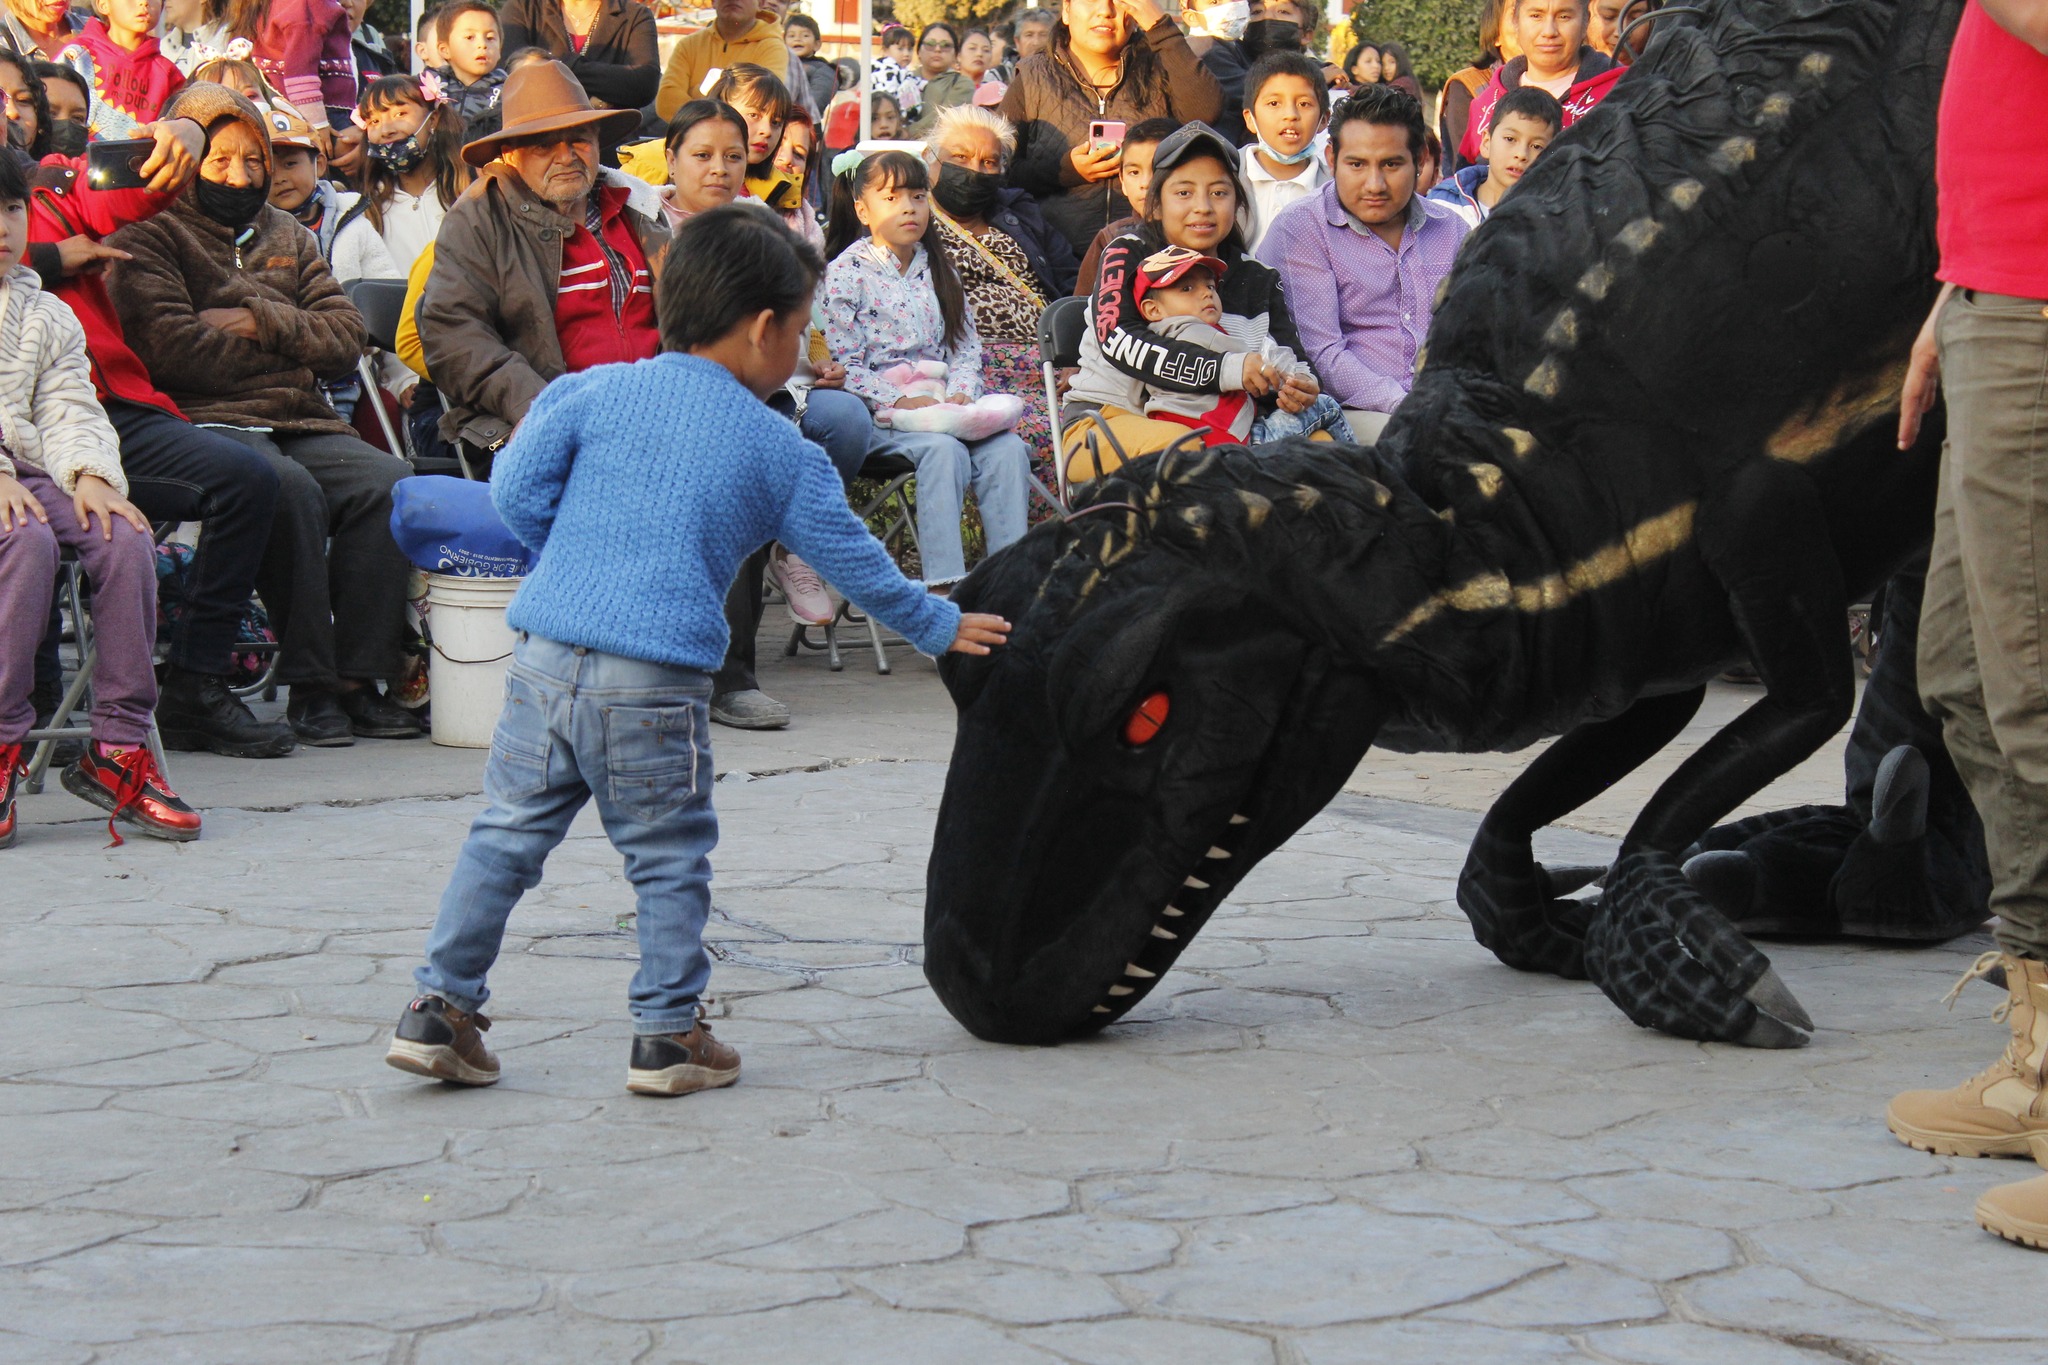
498, 0, 660, 116
1090, 221, 1309, 396
998, 18, 1223, 256
989, 187, 1080, 300
1199, 40, 1252, 147
799, 54, 838, 114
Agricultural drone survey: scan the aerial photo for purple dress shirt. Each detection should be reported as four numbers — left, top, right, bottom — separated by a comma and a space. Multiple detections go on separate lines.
1264, 182, 1470, 414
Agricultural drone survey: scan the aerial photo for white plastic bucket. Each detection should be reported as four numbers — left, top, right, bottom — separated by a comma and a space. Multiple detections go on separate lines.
424, 574, 521, 748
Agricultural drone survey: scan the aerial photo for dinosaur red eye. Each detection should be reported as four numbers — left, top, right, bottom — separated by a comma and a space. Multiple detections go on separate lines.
1123, 691, 1170, 746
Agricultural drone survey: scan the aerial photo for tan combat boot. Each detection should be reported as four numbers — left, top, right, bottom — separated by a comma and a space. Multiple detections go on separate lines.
1976, 1147, 2048, 1252
1888, 952, 2048, 1158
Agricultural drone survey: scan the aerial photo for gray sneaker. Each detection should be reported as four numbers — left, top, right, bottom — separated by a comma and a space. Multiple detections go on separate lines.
710, 689, 790, 730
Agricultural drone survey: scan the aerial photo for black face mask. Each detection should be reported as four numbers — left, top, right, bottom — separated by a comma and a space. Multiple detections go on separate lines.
194, 175, 271, 227
47, 119, 87, 158
933, 161, 1003, 220
1240, 18, 1302, 58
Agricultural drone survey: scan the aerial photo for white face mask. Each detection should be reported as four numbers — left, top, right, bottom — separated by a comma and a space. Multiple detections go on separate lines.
1191, 0, 1250, 41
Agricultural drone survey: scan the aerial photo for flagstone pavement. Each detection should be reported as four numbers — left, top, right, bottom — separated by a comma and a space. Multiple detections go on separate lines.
2, 649, 2033, 1364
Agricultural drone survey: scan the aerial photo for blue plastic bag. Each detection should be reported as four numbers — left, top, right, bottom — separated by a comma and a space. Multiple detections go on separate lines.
389, 475, 534, 578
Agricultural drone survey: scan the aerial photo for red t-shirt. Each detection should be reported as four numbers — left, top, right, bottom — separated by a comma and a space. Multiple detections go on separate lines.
554, 182, 660, 374
1937, 0, 2048, 297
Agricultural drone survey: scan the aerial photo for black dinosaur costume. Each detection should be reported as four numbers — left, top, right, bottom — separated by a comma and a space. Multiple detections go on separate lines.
922, 0, 1975, 1048
1689, 556, 1990, 944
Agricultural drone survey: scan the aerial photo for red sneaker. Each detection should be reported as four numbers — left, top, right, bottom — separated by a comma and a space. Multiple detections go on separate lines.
61, 744, 202, 846
0, 742, 21, 850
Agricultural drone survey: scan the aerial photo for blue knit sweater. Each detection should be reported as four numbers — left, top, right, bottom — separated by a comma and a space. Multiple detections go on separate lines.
492, 354, 961, 669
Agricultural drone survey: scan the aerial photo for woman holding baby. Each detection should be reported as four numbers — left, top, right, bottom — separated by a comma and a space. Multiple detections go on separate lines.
1063, 121, 1332, 485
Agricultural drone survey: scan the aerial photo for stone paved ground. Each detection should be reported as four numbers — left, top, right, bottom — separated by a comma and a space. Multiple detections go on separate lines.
3, 651, 2037, 1364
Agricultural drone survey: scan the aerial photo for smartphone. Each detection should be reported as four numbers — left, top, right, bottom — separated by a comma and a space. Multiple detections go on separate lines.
86, 137, 155, 191
1088, 120, 1127, 151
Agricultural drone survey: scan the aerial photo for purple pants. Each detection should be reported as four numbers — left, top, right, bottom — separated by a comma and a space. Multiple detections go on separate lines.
0, 463, 157, 747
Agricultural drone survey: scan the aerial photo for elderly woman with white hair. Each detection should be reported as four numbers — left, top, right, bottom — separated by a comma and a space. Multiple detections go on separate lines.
923, 102, 1077, 507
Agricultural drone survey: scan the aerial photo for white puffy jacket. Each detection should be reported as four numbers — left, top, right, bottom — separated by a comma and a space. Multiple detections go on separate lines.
0, 265, 126, 495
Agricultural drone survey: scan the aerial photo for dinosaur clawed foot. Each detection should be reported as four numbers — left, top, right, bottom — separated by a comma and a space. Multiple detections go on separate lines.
1586, 849, 1814, 1048
1457, 822, 1604, 980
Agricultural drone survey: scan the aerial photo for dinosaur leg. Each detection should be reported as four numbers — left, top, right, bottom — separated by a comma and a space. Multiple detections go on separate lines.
1459, 687, 1706, 978
1586, 465, 1856, 1047
1686, 554, 1992, 941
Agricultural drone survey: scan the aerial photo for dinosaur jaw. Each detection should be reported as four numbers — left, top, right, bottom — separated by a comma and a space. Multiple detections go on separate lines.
925, 634, 1385, 1046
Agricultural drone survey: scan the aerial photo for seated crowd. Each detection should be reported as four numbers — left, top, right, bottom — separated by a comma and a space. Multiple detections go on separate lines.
0, 0, 1614, 844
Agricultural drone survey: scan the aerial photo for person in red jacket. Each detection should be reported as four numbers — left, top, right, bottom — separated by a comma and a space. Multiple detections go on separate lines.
1458, 0, 1619, 164
57, 0, 186, 140
225, 0, 355, 142
1889, 0, 2048, 1254
27, 112, 296, 757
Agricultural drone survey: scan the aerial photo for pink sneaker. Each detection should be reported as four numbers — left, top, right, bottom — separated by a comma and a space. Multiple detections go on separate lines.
770, 549, 835, 626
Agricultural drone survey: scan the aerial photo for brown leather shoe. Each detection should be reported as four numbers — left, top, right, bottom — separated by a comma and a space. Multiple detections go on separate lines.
1888, 953, 2048, 1158
385, 995, 499, 1086
626, 1017, 740, 1096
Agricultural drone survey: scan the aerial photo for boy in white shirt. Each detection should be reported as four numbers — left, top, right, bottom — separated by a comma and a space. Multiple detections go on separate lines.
1239, 51, 1330, 261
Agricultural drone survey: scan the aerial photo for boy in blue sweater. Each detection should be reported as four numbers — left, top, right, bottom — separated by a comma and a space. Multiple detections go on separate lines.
385, 204, 1011, 1097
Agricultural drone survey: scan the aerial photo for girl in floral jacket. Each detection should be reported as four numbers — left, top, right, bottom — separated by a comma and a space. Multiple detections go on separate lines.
820, 150, 1029, 588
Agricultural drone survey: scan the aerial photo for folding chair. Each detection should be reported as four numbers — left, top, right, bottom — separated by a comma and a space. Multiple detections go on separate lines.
1037, 295, 1091, 507
23, 548, 169, 795
785, 450, 922, 674
340, 278, 416, 462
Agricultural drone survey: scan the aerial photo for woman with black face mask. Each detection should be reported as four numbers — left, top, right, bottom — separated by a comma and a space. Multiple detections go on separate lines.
926, 103, 1079, 513
106, 81, 425, 747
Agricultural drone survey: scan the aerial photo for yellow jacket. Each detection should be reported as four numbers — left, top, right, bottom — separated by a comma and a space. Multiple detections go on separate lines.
655, 19, 788, 121
396, 243, 434, 379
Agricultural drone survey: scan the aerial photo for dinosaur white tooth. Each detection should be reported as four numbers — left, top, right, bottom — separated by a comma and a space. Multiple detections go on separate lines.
1108, 984, 1134, 996
1184, 876, 1210, 890
1150, 925, 1177, 940
1229, 814, 1250, 824
1163, 906, 1185, 917
1093, 1005, 1112, 1014
1125, 963, 1156, 979
1205, 846, 1231, 859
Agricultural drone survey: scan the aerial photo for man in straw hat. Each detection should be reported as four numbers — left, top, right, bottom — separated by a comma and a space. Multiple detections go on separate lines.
418, 61, 807, 734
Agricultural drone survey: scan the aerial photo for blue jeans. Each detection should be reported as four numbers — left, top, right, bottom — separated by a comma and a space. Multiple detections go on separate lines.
1250, 393, 1350, 444
415, 634, 719, 1034
793, 386, 876, 483
890, 428, 1031, 584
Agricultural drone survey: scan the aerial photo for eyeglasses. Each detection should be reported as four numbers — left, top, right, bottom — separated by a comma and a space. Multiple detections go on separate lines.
920, 38, 955, 51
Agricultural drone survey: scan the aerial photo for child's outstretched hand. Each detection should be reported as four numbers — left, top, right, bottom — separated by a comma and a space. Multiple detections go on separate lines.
948, 613, 1011, 655
0, 474, 48, 532
71, 474, 150, 542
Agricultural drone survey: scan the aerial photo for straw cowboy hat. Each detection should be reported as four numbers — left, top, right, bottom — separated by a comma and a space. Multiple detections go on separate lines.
461, 61, 640, 167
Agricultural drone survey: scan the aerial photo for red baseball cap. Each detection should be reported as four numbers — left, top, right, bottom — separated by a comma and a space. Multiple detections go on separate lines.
1134, 244, 1227, 303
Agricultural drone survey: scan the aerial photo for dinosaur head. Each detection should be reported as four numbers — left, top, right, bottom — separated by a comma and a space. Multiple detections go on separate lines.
925, 439, 1444, 1044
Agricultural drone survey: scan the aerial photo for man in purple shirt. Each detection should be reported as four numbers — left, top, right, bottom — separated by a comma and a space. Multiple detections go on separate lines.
1264, 84, 1470, 442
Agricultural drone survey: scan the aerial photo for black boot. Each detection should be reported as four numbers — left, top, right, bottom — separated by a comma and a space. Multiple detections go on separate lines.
156, 668, 297, 758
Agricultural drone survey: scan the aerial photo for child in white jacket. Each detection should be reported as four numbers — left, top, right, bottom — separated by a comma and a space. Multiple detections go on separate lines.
0, 154, 200, 848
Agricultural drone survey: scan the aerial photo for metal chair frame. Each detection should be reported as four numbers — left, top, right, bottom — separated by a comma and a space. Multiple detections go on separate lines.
785, 451, 923, 675
23, 553, 169, 795
1038, 294, 1091, 507
342, 278, 414, 465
